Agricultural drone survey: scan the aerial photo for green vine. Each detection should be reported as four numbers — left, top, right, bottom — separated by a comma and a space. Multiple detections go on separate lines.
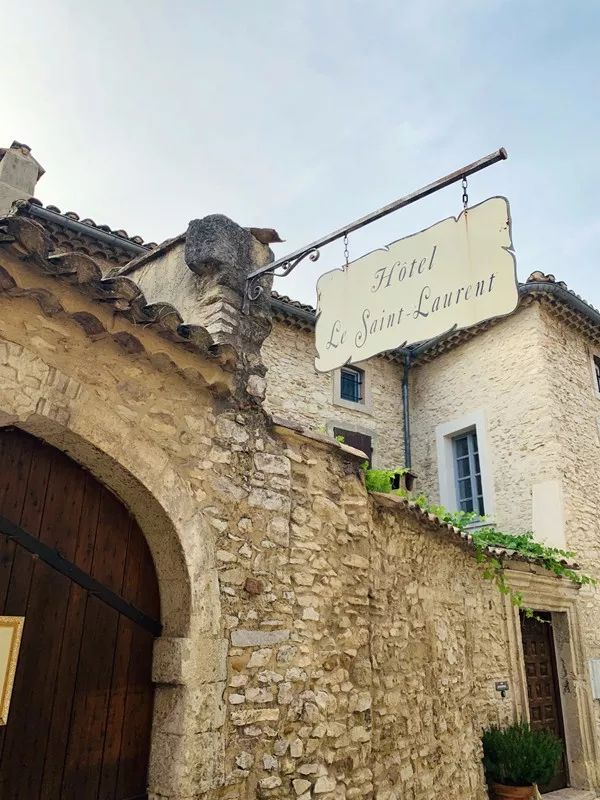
362, 466, 595, 615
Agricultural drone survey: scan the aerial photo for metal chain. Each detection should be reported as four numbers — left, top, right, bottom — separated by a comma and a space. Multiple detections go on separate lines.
461, 175, 469, 210
343, 232, 350, 269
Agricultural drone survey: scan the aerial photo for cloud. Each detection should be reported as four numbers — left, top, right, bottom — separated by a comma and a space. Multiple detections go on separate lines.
2, 0, 600, 307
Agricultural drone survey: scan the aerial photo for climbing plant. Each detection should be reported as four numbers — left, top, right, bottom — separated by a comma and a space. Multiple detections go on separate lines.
362, 466, 595, 615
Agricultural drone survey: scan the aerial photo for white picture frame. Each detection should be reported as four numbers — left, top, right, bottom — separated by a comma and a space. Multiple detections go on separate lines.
0, 616, 24, 725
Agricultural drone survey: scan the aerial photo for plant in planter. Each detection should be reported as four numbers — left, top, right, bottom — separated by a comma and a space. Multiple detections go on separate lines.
482, 722, 563, 799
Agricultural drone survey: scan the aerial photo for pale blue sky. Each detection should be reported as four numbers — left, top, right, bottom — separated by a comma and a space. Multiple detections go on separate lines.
3, 1, 600, 306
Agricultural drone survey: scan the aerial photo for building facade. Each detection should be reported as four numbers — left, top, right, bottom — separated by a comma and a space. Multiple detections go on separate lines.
0, 141, 598, 799
265, 277, 600, 796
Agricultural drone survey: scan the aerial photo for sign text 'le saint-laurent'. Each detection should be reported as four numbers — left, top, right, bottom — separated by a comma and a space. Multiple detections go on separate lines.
315, 197, 519, 372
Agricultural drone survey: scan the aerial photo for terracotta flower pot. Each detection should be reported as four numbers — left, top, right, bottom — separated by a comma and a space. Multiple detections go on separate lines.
491, 783, 536, 800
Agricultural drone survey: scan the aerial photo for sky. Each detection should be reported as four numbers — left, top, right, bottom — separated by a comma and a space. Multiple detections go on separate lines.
2, 0, 600, 307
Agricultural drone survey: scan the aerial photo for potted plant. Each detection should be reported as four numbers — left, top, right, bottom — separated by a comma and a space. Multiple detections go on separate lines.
482, 722, 563, 799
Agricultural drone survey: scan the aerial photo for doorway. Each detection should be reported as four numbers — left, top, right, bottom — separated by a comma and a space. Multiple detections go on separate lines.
520, 611, 568, 793
0, 428, 160, 799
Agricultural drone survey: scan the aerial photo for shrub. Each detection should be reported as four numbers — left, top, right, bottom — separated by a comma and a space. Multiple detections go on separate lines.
482, 722, 563, 787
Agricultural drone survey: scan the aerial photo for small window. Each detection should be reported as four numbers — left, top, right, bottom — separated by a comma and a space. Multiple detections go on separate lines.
453, 430, 485, 516
594, 355, 600, 395
340, 366, 364, 403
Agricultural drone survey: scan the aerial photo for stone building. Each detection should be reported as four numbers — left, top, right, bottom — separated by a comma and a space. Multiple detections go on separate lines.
0, 140, 598, 800
266, 268, 600, 797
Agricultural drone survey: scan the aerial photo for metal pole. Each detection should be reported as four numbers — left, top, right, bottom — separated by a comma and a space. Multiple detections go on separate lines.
402, 351, 412, 469
243, 147, 508, 311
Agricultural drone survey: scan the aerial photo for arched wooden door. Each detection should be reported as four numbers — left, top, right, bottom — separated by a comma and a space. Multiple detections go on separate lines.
0, 429, 160, 800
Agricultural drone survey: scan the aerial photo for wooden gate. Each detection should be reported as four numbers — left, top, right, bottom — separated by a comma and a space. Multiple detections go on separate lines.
520, 612, 568, 793
0, 429, 160, 800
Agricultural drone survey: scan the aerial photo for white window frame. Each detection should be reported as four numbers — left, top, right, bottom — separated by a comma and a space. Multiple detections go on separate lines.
332, 360, 373, 414
435, 410, 495, 521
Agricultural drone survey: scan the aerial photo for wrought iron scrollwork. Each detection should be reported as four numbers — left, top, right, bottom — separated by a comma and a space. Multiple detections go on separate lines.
241, 147, 508, 313
243, 248, 320, 313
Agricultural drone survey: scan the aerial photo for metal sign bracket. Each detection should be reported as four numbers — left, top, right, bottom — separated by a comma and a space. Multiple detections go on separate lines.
242, 147, 508, 313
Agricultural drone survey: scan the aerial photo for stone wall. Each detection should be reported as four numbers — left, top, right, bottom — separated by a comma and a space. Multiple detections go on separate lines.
263, 320, 405, 469
0, 244, 517, 799
212, 423, 513, 800
408, 299, 600, 781
409, 301, 560, 534
539, 303, 600, 745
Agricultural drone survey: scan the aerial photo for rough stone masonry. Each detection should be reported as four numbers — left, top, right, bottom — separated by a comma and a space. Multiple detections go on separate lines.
0, 211, 544, 800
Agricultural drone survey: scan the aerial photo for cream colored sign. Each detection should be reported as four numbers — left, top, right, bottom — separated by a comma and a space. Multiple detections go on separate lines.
0, 616, 24, 725
315, 197, 518, 371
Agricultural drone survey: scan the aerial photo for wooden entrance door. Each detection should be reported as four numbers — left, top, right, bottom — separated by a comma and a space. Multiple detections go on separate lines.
520, 612, 568, 793
0, 429, 160, 800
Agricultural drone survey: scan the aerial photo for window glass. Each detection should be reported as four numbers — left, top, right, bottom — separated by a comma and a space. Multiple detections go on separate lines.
453, 430, 484, 516
340, 367, 364, 403
594, 355, 600, 394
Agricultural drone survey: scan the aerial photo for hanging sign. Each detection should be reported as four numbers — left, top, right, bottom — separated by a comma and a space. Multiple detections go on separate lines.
315, 197, 519, 372
0, 616, 24, 725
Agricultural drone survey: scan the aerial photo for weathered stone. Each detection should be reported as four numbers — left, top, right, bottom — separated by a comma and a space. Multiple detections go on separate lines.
314, 775, 337, 793
254, 452, 291, 476
246, 648, 273, 669
298, 763, 320, 775
342, 554, 370, 570
231, 708, 280, 726
235, 751, 254, 769
290, 737, 304, 757
231, 629, 290, 647
277, 681, 294, 705
246, 687, 274, 703
259, 775, 282, 789
249, 488, 290, 512
257, 670, 283, 684
244, 577, 264, 595
273, 738, 288, 756
293, 778, 312, 795
238, 542, 253, 559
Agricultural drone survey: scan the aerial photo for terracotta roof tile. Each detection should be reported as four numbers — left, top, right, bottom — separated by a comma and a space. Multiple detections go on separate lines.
26, 198, 154, 251
13, 200, 600, 361
0, 214, 234, 392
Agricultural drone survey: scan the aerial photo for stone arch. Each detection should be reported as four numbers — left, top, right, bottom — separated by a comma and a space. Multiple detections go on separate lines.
0, 338, 226, 797
10, 413, 193, 637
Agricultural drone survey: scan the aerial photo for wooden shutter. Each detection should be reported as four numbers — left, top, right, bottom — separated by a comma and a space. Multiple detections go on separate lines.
333, 428, 372, 466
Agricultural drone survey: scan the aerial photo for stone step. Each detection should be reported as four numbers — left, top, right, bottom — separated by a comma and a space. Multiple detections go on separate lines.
541, 790, 598, 800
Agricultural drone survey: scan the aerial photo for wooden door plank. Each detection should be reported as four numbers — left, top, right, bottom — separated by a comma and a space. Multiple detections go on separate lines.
40, 475, 102, 799
98, 516, 140, 798
117, 624, 155, 799
60, 489, 131, 800
0, 448, 86, 798
60, 596, 121, 800
0, 432, 51, 771
118, 522, 159, 797
0, 431, 36, 609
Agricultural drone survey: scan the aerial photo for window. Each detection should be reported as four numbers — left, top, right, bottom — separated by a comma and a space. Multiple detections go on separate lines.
453, 430, 485, 515
340, 366, 364, 403
333, 428, 372, 466
594, 355, 600, 395
436, 411, 495, 520
333, 363, 372, 414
